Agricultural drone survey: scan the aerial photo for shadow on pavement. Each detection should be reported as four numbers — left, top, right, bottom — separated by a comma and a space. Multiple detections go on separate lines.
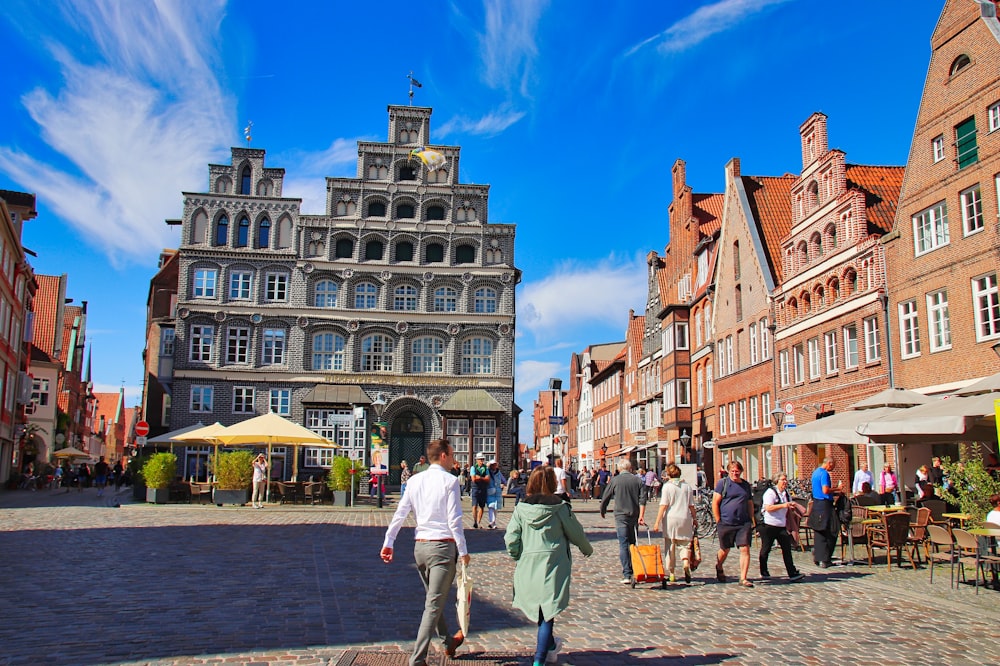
446, 649, 738, 664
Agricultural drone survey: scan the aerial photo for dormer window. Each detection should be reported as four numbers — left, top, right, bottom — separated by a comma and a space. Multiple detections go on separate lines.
950, 54, 971, 76
240, 166, 252, 195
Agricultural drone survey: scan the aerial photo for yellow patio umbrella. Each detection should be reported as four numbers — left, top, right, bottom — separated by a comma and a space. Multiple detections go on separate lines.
172, 423, 231, 484
215, 412, 336, 483
52, 446, 91, 460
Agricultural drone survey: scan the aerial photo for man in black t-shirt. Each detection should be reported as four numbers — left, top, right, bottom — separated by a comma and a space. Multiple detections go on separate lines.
712, 460, 755, 587
469, 454, 490, 528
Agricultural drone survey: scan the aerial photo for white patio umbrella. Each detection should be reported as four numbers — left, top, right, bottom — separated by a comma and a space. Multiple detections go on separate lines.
147, 422, 208, 445
855, 393, 999, 444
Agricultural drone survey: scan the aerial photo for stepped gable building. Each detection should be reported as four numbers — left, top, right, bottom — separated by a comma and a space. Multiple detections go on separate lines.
712, 157, 794, 482
885, 0, 1000, 394
171, 104, 519, 483
771, 113, 903, 484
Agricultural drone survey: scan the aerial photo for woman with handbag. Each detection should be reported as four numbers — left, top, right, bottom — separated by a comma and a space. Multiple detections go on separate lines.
505, 465, 592, 666
651, 464, 696, 583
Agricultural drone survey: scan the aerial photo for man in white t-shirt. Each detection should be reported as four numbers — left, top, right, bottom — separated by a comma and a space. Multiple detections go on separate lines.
552, 456, 570, 502
852, 462, 874, 495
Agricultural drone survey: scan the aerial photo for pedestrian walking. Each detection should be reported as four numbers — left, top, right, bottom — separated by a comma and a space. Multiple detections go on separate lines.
651, 463, 696, 584
579, 467, 592, 501
412, 455, 430, 474
400, 460, 411, 498
599, 458, 645, 584
380, 438, 469, 666
809, 457, 840, 568
552, 457, 570, 503
470, 454, 490, 529
758, 473, 804, 582
486, 459, 506, 529
593, 462, 610, 499
712, 460, 755, 587
252, 454, 267, 508
93, 457, 109, 497
504, 465, 593, 666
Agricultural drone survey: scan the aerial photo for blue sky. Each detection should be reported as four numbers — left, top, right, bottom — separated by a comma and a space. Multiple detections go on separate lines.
0, 0, 944, 439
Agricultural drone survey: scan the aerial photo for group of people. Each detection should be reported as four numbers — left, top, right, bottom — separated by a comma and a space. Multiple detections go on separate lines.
851, 456, 949, 506
16, 456, 124, 495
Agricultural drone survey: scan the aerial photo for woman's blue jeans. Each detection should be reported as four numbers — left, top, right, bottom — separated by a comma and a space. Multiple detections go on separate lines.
535, 609, 554, 664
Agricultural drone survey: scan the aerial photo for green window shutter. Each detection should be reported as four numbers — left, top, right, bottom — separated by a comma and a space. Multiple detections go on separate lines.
956, 117, 978, 169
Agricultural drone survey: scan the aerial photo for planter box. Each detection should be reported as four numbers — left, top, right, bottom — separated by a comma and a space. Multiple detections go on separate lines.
146, 487, 170, 504
133, 483, 147, 502
213, 488, 250, 506
331, 489, 354, 506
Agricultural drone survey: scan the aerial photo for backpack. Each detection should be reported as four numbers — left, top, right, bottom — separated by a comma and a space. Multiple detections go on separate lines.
751, 479, 775, 527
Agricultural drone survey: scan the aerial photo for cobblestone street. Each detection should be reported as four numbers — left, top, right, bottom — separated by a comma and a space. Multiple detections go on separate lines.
2, 488, 999, 665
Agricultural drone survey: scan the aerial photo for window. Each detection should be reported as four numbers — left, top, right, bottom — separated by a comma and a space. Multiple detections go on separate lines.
393, 285, 418, 311
236, 216, 250, 247
961, 185, 984, 235
844, 324, 859, 368
972, 273, 1000, 340
314, 280, 338, 307
425, 243, 444, 263
733, 241, 741, 279
738, 400, 747, 432
694, 309, 703, 347
304, 448, 336, 468
808, 337, 820, 379
473, 419, 497, 461
927, 290, 951, 352
663, 324, 675, 355
455, 245, 475, 264
229, 270, 252, 301
335, 238, 355, 258
899, 301, 920, 358
433, 286, 457, 312
779, 350, 790, 387
258, 218, 270, 248
270, 389, 291, 415
461, 337, 493, 374
354, 282, 378, 309
729, 403, 737, 435
397, 203, 415, 219
226, 326, 250, 364
191, 385, 213, 413
233, 387, 255, 413
240, 165, 252, 194
365, 240, 385, 260
750, 396, 759, 430
426, 205, 445, 220
312, 332, 345, 370
749, 322, 758, 364
735, 285, 743, 321
265, 273, 288, 302
399, 166, 417, 181
411, 337, 444, 373
719, 406, 727, 436
760, 319, 771, 359
448, 419, 470, 465
864, 316, 881, 362
474, 287, 497, 313
361, 334, 394, 371
395, 241, 414, 262
193, 269, 217, 298
762, 393, 772, 428
706, 363, 713, 401
726, 336, 734, 374
824, 331, 838, 374
677, 379, 690, 407
160, 328, 175, 356
676, 322, 689, 350
262, 328, 286, 365
30, 377, 50, 407
990, 102, 1000, 133
190, 324, 214, 362
793, 344, 805, 383
215, 215, 229, 246
367, 201, 386, 217
950, 54, 971, 75
696, 366, 704, 407
716, 339, 726, 376
956, 116, 978, 169
913, 202, 949, 255
932, 135, 945, 163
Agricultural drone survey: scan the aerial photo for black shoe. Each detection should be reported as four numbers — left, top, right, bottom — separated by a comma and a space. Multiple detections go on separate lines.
818, 561, 830, 569
789, 572, 805, 582
473, 522, 478, 529
760, 573, 771, 579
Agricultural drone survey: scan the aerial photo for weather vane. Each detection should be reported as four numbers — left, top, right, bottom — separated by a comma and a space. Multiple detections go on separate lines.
244, 120, 253, 146
407, 72, 422, 106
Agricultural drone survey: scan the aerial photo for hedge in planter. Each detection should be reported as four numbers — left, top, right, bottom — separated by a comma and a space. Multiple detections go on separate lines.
142, 453, 176, 504
327, 456, 364, 505
213, 450, 255, 506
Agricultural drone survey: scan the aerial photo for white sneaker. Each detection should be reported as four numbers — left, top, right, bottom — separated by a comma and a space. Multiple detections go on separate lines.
620, 577, 632, 584
545, 636, 562, 664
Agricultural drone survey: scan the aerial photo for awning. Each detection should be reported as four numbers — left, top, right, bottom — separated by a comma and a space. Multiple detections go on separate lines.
617, 445, 637, 455
855, 392, 999, 444
439, 389, 505, 413
774, 406, 899, 447
301, 384, 372, 406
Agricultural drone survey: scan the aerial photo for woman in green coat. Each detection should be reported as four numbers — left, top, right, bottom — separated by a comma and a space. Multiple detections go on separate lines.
504, 465, 593, 666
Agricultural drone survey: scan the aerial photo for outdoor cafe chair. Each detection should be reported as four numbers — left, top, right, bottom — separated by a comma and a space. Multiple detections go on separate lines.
304, 482, 324, 505
841, 504, 869, 564
953, 528, 992, 594
794, 498, 813, 552
907, 507, 932, 565
925, 524, 956, 587
867, 512, 916, 571
921, 499, 947, 524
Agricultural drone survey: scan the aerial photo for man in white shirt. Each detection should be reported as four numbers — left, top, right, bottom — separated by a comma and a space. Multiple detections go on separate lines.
852, 462, 874, 495
553, 456, 570, 502
381, 438, 470, 666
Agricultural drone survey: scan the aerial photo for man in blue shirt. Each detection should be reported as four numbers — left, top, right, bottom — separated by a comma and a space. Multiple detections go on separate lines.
712, 461, 756, 587
809, 458, 838, 568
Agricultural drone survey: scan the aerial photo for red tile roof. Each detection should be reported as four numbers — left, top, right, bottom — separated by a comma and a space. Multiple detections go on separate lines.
741, 175, 796, 283
845, 165, 904, 235
93, 392, 121, 434
32, 274, 62, 357
693, 193, 724, 236
627, 313, 645, 366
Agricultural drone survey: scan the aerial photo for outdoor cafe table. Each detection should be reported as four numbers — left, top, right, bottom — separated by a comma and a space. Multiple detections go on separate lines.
943, 512, 974, 528
866, 505, 905, 514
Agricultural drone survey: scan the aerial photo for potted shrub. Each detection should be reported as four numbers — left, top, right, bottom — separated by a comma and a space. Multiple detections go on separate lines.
142, 453, 176, 504
327, 456, 362, 506
213, 450, 254, 506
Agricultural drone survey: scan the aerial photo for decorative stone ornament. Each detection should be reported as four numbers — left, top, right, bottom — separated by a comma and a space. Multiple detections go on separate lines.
395, 321, 409, 334
461, 272, 473, 283
178, 308, 190, 319
348, 320, 360, 332
297, 317, 309, 328
302, 262, 314, 274
214, 311, 226, 322
422, 271, 434, 282
341, 268, 354, 279
500, 272, 513, 283
380, 270, 392, 281
498, 323, 511, 335
447, 323, 460, 336
251, 313, 263, 324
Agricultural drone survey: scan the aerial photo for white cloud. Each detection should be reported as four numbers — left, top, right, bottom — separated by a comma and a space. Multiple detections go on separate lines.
479, 0, 549, 96
625, 0, 792, 57
436, 106, 526, 138
0, 0, 232, 263
515, 359, 564, 400
518, 254, 646, 340
278, 137, 370, 215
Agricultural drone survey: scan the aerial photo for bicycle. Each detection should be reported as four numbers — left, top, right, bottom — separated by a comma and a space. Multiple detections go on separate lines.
694, 488, 718, 538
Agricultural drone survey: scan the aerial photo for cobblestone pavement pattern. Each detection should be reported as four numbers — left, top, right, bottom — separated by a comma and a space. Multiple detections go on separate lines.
2, 488, 999, 665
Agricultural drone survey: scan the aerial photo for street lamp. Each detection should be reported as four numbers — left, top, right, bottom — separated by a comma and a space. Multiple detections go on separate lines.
600, 443, 608, 459
371, 393, 388, 507
770, 406, 785, 430
678, 429, 691, 464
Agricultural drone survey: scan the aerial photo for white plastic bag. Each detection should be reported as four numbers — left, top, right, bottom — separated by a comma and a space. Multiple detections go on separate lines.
455, 561, 472, 636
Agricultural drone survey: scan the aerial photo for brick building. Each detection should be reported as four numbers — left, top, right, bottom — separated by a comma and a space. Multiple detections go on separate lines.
169, 104, 519, 483
140, 249, 178, 439
884, 0, 1000, 398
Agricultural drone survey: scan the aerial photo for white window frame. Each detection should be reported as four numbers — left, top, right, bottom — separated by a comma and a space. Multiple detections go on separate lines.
726, 336, 734, 374
960, 185, 984, 236
779, 350, 790, 387
824, 331, 838, 374
355, 282, 378, 309
696, 366, 704, 407
663, 380, 676, 409
461, 337, 493, 374
793, 344, 805, 383
927, 290, 951, 352
706, 364, 713, 402
229, 270, 252, 300
808, 337, 821, 379
749, 322, 758, 365
990, 102, 1000, 133
304, 448, 336, 468
160, 328, 175, 356
474, 287, 497, 313
312, 332, 345, 371
912, 202, 950, 255
191, 385, 213, 413
433, 286, 457, 312
719, 404, 728, 436
932, 135, 945, 162
899, 300, 921, 359
393, 285, 419, 311
411, 336, 445, 373
677, 378, 690, 407
662, 324, 675, 355
361, 333, 395, 372
738, 399, 747, 432
750, 396, 759, 430
189, 324, 214, 362
265, 273, 289, 302
760, 319, 771, 360
844, 324, 859, 368
972, 273, 1000, 341
448, 419, 470, 465
226, 326, 251, 364
728, 403, 737, 434
473, 418, 497, 461
233, 386, 255, 414
262, 328, 287, 366
762, 393, 772, 428
864, 316, 881, 362
314, 280, 338, 308
193, 269, 217, 298
270, 388, 291, 415
676, 322, 689, 350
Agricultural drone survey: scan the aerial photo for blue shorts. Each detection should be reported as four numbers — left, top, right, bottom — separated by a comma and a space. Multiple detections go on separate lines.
94, 475, 107, 486
470, 486, 488, 508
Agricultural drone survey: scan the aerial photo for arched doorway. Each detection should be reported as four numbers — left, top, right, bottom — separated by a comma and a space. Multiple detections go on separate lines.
388, 411, 426, 485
